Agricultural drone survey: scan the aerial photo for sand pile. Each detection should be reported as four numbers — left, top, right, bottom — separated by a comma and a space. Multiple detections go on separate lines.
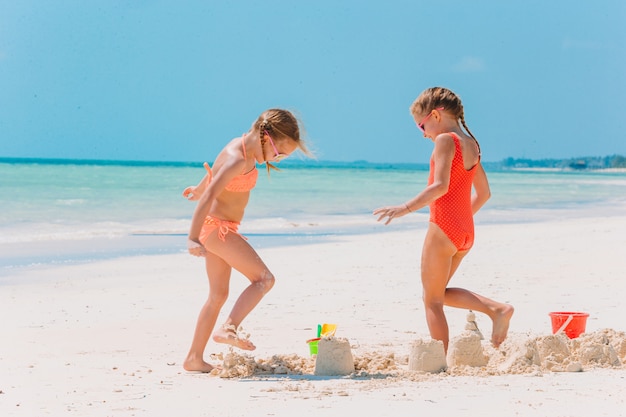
212, 329, 625, 379
447, 328, 625, 376
211, 352, 315, 378
353, 351, 398, 375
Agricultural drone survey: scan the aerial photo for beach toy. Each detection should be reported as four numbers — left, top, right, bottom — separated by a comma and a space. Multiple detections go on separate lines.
307, 323, 337, 356
320, 323, 337, 337
549, 311, 589, 339
306, 338, 320, 356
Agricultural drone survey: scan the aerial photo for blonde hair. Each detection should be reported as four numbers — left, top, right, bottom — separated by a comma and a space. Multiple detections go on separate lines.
253, 109, 311, 173
410, 87, 477, 140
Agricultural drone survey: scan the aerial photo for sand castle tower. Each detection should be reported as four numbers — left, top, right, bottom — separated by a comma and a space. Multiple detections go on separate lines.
464, 310, 484, 339
446, 310, 489, 367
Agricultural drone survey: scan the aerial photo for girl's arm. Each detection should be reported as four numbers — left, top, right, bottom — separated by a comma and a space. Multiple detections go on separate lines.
471, 162, 491, 214
374, 134, 455, 224
405, 134, 455, 210
182, 162, 213, 201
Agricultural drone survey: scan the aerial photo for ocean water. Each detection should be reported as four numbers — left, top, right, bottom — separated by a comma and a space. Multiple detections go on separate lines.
2, 159, 626, 272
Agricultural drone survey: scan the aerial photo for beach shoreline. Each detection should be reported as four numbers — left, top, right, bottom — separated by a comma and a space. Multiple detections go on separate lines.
4, 195, 626, 275
1, 212, 625, 416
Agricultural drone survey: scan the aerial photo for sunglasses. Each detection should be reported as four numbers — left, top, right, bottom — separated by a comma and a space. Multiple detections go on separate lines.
264, 130, 288, 162
417, 107, 444, 132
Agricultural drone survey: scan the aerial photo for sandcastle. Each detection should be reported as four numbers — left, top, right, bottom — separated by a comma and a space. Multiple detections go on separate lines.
408, 339, 447, 372
447, 331, 489, 367
314, 336, 355, 376
410, 311, 489, 372
447, 310, 489, 367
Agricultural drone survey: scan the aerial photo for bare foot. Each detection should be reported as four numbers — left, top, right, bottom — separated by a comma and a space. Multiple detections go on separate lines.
213, 325, 256, 351
183, 355, 219, 373
491, 304, 514, 348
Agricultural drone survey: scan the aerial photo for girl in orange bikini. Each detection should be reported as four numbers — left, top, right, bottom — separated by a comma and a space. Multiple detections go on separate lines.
182, 109, 310, 372
374, 87, 513, 353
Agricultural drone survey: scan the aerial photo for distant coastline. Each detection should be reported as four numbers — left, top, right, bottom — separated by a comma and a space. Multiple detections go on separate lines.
497, 155, 626, 171
1, 155, 625, 172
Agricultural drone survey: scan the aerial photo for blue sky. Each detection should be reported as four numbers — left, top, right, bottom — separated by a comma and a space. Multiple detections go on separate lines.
1, 1, 625, 163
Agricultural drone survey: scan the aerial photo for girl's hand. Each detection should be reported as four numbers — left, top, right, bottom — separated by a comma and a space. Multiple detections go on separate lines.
183, 162, 212, 201
183, 186, 200, 200
373, 205, 410, 225
187, 238, 206, 257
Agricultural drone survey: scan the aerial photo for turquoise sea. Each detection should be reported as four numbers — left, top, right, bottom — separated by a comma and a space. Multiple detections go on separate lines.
2, 158, 626, 273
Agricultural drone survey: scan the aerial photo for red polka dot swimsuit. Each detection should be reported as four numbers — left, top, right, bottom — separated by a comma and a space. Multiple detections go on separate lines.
428, 133, 478, 251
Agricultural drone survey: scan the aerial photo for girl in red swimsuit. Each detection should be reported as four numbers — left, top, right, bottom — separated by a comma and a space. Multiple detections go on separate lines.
374, 87, 513, 353
181, 109, 311, 372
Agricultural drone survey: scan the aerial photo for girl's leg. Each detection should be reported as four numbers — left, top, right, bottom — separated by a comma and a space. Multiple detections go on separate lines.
203, 231, 275, 350
443, 244, 514, 348
183, 251, 232, 372
444, 286, 514, 346
421, 224, 458, 352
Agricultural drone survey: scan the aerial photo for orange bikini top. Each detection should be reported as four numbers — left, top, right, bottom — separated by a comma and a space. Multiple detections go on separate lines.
224, 167, 258, 192
205, 136, 258, 193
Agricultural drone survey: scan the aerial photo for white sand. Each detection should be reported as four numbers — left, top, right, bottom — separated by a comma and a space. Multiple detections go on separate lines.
1, 214, 625, 417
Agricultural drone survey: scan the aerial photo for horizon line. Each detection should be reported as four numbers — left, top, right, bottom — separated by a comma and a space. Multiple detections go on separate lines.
1, 155, 623, 168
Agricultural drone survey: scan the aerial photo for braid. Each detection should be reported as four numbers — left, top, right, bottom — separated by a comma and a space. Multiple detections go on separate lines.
460, 115, 481, 155
261, 121, 278, 174
258, 118, 280, 174
258, 119, 273, 139
460, 115, 476, 140
457, 100, 476, 140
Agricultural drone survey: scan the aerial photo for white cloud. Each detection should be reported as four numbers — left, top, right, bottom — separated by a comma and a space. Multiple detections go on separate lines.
452, 56, 486, 72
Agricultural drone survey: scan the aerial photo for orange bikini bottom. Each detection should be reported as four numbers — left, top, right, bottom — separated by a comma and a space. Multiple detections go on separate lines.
199, 216, 246, 243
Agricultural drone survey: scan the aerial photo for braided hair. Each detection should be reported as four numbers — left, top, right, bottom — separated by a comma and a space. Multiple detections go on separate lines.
253, 109, 310, 174
410, 87, 478, 142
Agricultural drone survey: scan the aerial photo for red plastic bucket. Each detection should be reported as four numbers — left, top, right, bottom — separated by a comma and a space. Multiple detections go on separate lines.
549, 312, 589, 339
